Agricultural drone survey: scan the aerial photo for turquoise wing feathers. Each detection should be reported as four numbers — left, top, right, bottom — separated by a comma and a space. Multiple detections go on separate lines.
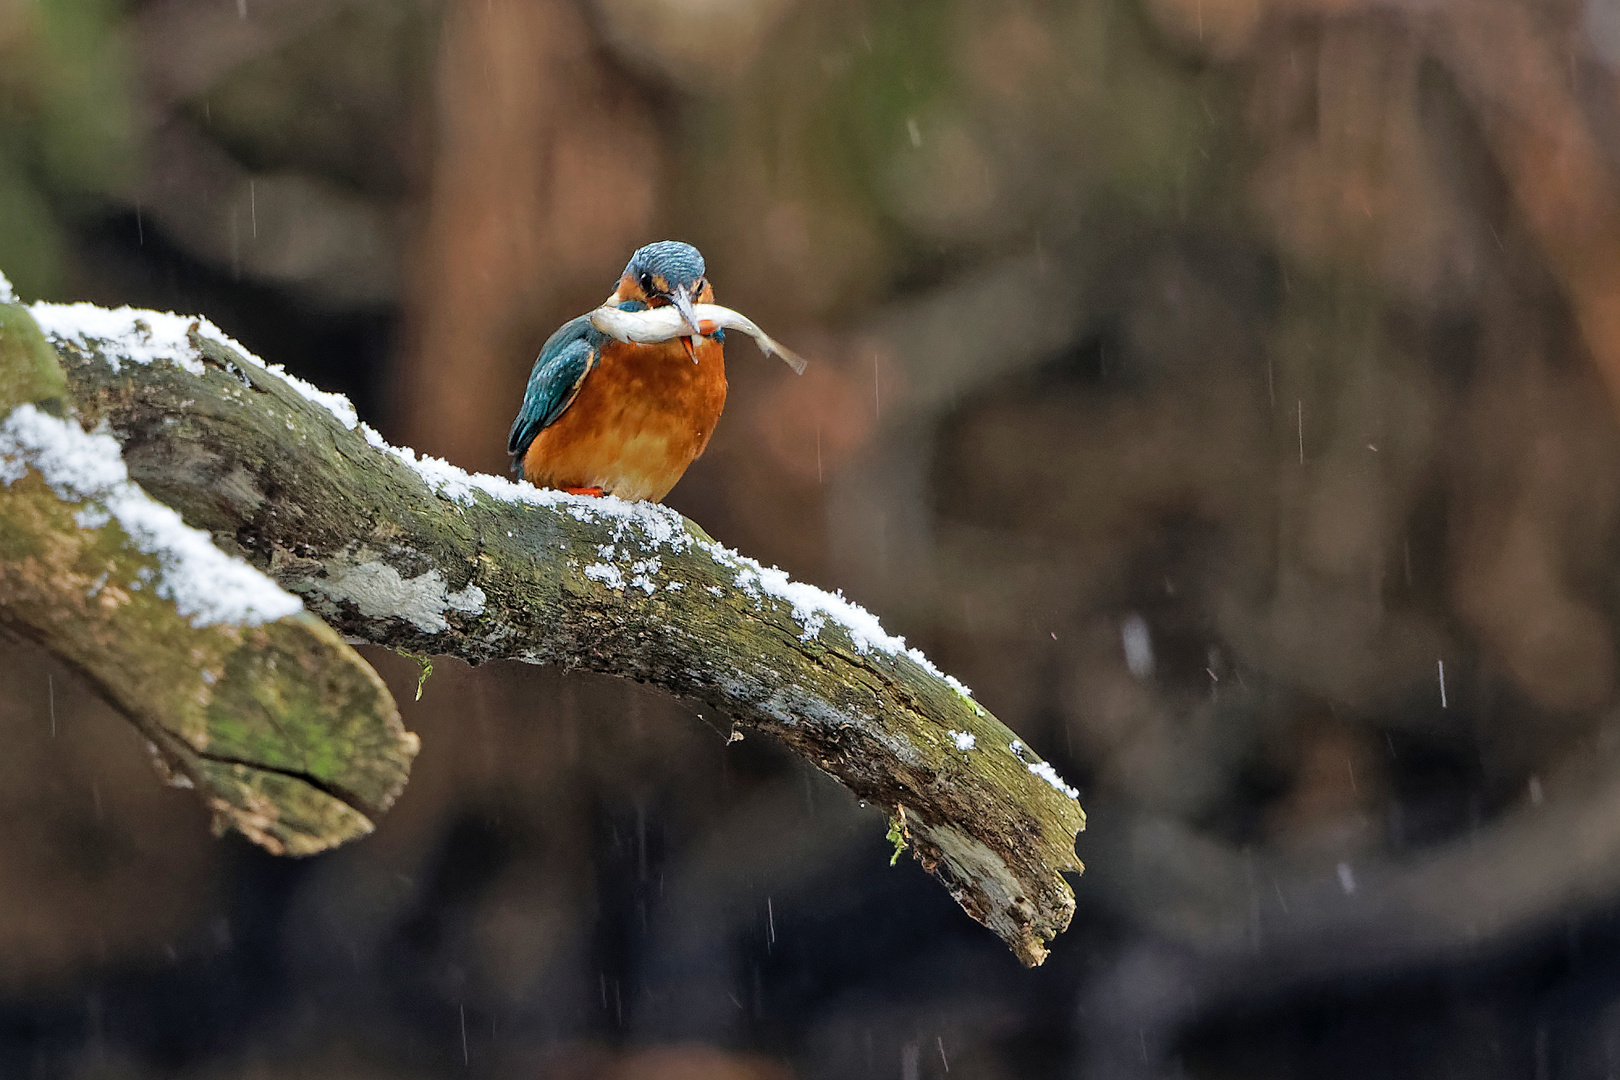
507, 315, 601, 471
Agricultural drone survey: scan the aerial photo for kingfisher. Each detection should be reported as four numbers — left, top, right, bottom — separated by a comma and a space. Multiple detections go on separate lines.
507, 241, 727, 503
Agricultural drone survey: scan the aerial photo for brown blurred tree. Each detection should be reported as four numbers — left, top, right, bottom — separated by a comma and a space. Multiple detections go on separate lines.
398, 0, 662, 472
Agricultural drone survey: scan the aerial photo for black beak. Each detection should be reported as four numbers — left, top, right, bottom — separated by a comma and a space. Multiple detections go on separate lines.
670, 284, 702, 336
671, 284, 701, 364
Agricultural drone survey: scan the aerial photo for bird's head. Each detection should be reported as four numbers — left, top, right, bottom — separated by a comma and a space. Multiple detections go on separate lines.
615, 241, 713, 337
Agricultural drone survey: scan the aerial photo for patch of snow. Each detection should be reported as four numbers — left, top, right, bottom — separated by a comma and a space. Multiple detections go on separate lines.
1008, 739, 1080, 800
949, 730, 976, 752
702, 542, 974, 706
0, 408, 124, 492
714, 545, 904, 652
579, 546, 662, 594
1026, 759, 1080, 801
561, 492, 692, 551
576, 541, 660, 594
282, 374, 358, 429
628, 556, 661, 595
360, 423, 390, 451
73, 505, 112, 530
30, 300, 366, 431
358, 420, 699, 555
30, 303, 209, 375
0, 404, 302, 626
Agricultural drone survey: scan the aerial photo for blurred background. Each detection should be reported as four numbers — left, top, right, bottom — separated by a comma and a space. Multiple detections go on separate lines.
7, 0, 1620, 1076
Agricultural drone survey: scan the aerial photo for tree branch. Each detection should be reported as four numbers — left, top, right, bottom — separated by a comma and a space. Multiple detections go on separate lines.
0, 299, 418, 855
1, 294, 1085, 966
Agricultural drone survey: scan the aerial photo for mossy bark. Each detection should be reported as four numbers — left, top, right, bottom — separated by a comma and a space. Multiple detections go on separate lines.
0, 301, 416, 856
6, 303, 1084, 966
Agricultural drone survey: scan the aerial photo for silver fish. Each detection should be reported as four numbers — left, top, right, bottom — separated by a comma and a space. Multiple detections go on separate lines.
589, 302, 808, 374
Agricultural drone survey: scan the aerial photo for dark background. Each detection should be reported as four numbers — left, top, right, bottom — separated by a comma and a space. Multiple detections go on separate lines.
6, 0, 1620, 1076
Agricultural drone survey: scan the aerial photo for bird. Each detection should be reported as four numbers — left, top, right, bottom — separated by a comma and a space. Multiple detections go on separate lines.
507, 241, 727, 503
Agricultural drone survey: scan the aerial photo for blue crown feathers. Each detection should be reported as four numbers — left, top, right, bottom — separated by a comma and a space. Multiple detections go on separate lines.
624, 241, 705, 286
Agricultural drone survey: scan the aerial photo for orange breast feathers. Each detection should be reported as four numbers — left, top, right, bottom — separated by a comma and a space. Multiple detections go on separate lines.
522, 334, 727, 503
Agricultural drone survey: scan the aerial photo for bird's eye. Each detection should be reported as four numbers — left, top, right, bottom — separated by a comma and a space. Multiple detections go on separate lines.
638, 272, 654, 293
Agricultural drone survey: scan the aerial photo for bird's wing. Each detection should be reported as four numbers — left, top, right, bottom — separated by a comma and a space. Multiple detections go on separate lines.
507, 316, 600, 468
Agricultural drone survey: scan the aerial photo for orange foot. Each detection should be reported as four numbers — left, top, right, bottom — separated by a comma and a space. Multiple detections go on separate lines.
563, 486, 606, 497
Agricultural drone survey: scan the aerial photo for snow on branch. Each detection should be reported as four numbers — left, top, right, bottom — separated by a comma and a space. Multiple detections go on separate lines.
0, 291, 1085, 967
0, 403, 303, 626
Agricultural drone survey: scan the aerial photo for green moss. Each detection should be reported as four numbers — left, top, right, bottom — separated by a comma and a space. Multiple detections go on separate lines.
887, 808, 909, 866
201, 616, 408, 808
189, 756, 375, 856
397, 648, 434, 701
0, 302, 67, 408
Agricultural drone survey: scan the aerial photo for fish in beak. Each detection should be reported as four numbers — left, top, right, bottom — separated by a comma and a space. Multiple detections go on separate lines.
589, 301, 808, 374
